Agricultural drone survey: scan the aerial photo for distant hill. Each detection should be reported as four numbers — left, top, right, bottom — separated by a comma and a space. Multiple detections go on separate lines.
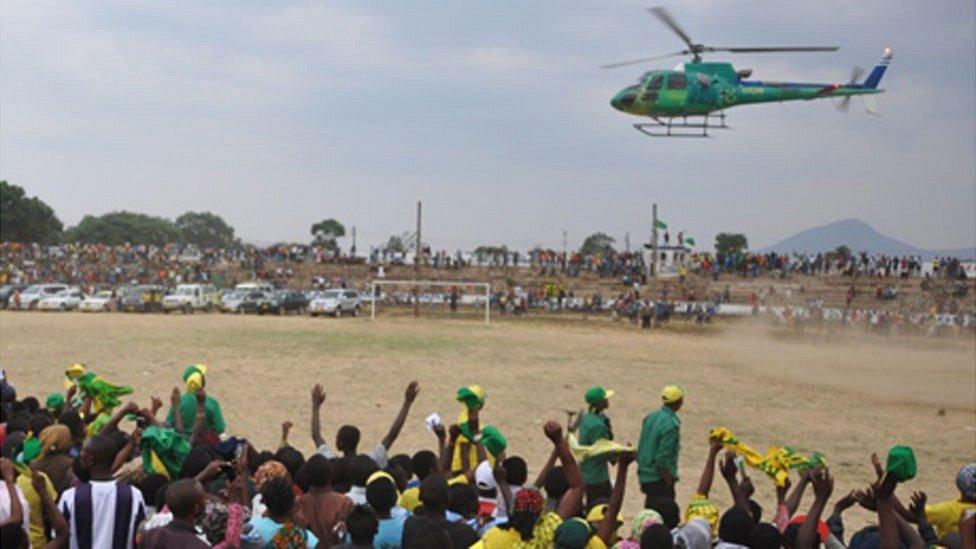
757, 218, 975, 259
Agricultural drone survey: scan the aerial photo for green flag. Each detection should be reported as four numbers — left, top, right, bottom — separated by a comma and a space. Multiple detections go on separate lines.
686, 237, 696, 246
655, 220, 668, 230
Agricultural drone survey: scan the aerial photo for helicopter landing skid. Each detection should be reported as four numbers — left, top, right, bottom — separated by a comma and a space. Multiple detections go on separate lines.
633, 112, 731, 138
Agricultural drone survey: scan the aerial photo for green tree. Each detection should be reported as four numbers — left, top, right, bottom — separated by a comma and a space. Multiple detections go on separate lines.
835, 244, 851, 258
580, 232, 615, 256
176, 211, 236, 248
386, 234, 407, 253
714, 232, 748, 256
310, 218, 346, 250
64, 211, 181, 245
0, 181, 63, 243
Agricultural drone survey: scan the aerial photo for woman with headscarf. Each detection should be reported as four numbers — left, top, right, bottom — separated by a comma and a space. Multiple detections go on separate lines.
32, 424, 75, 494
166, 365, 226, 439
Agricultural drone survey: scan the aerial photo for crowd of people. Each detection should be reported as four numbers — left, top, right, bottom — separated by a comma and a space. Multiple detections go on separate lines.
0, 365, 973, 549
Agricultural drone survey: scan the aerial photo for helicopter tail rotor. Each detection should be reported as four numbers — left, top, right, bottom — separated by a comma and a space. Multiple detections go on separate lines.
835, 66, 865, 112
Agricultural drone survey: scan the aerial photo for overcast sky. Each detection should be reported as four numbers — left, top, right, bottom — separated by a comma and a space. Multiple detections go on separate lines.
1, 1, 974, 252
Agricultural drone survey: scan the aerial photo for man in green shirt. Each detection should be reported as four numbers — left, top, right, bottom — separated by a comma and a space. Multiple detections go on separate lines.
166, 364, 225, 439
637, 385, 683, 507
578, 386, 615, 505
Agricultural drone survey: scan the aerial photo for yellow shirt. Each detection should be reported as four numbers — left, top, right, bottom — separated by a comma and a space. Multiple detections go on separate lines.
16, 472, 57, 549
925, 498, 976, 538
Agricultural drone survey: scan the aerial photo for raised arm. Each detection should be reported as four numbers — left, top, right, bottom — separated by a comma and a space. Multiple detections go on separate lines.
169, 387, 185, 433
876, 474, 901, 549
796, 468, 833, 549
31, 468, 68, 549
111, 428, 141, 473
0, 459, 23, 527
381, 381, 419, 451
719, 452, 750, 511
189, 389, 208, 446
785, 469, 812, 516
907, 491, 938, 546
532, 447, 558, 488
546, 421, 584, 520
695, 439, 723, 497
100, 402, 140, 435
310, 384, 326, 449
279, 421, 293, 449
597, 451, 635, 545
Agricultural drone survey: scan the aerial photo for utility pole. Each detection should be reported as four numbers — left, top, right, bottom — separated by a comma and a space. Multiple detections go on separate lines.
625, 232, 630, 253
351, 225, 357, 257
561, 229, 567, 271
651, 203, 658, 280
414, 201, 422, 318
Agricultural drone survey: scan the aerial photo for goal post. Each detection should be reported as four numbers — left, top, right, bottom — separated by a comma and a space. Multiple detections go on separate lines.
369, 280, 491, 325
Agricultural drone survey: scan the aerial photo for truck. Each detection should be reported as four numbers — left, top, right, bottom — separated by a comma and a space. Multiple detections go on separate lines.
161, 283, 218, 314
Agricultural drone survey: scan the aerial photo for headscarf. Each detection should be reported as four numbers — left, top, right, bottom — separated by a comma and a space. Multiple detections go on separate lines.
269, 521, 307, 548
482, 425, 507, 457
198, 499, 251, 545
456, 385, 486, 410
254, 460, 290, 491
39, 425, 72, 456
616, 509, 664, 548
884, 446, 916, 483
64, 363, 86, 388
553, 517, 593, 549
685, 496, 720, 534
183, 364, 208, 393
513, 487, 545, 515
140, 425, 191, 479
45, 393, 65, 412
957, 463, 976, 501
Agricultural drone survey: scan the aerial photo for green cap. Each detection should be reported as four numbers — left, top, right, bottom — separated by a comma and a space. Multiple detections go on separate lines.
481, 425, 507, 457
456, 385, 486, 410
885, 445, 917, 483
45, 393, 65, 411
553, 517, 593, 549
585, 386, 614, 406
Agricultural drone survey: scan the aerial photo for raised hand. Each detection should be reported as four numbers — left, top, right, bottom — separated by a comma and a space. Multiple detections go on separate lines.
543, 421, 563, 443
617, 449, 636, 467
311, 384, 325, 408
150, 396, 163, 415
122, 401, 140, 414
855, 485, 878, 512
195, 388, 207, 405
833, 490, 857, 515
870, 452, 884, 481
404, 381, 420, 403
720, 451, 738, 480
30, 467, 47, 494
281, 420, 293, 437
811, 468, 834, 502
170, 387, 181, 406
908, 491, 927, 519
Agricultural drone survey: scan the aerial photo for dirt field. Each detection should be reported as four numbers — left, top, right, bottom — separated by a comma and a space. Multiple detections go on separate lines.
2, 311, 974, 529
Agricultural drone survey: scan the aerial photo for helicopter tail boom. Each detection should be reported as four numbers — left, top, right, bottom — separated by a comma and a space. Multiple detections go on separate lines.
862, 47, 892, 89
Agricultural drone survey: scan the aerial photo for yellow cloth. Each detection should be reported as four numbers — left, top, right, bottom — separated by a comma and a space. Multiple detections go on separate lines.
513, 512, 562, 549
185, 364, 207, 393
685, 493, 720, 535
399, 487, 420, 512
925, 499, 976, 538
16, 471, 57, 549
64, 363, 86, 390
568, 433, 634, 464
479, 526, 520, 548
709, 427, 825, 487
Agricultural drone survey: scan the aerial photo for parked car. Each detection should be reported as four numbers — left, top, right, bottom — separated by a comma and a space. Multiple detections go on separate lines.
118, 285, 164, 313
37, 289, 85, 311
0, 284, 27, 309
162, 284, 218, 314
218, 290, 246, 313
80, 291, 115, 312
12, 284, 69, 310
241, 290, 307, 315
239, 291, 272, 315
309, 289, 361, 317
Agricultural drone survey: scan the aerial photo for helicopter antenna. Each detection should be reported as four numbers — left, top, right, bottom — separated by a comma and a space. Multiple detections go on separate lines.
602, 7, 839, 69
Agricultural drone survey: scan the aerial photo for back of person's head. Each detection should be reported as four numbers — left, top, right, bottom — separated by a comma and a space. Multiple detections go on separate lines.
304, 454, 333, 489
347, 504, 379, 545
408, 520, 454, 549
448, 483, 479, 518
1, 431, 24, 459
72, 454, 91, 483
179, 445, 217, 479
350, 454, 379, 487
747, 499, 763, 524
166, 479, 204, 520
503, 456, 528, 485
411, 450, 438, 480
719, 507, 755, 546
104, 430, 129, 456
58, 410, 85, 445
82, 434, 118, 470
386, 463, 408, 492
366, 475, 398, 515
28, 413, 53, 437
261, 476, 295, 520
0, 522, 26, 549
336, 424, 361, 452
544, 466, 568, 501
21, 396, 39, 414
649, 497, 680, 529
250, 450, 275, 475
782, 522, 801, 549
4, 415, 28, 437
274, 445, 306, 478
419, 474, 449, 512
390, 453, 413, 480
293, 461, 310, 493
640, 523, 673, 549
331, 457, 352, 493
749, 522, 782, 549
139, 474, 169, 508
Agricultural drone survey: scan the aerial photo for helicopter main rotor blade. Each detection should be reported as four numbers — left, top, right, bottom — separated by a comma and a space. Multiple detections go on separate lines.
601, 50, 689, 69
709, 46, 839, 54
849, 65, 865, 84
648, 7, 696, 50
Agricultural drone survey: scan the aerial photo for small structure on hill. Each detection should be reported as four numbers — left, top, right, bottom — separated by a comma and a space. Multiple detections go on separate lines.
644, 243, 691, 277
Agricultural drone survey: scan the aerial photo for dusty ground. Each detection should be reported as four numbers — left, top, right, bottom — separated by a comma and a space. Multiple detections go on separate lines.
1, 311, 973, 530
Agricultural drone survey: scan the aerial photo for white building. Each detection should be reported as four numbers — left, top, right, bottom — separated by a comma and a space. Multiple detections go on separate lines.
643, 243, 691, 277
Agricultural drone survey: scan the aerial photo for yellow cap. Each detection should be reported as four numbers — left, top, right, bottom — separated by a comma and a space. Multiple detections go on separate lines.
662, 385, 684, 404
585, 503, 622, 526
399, 487, 420, 512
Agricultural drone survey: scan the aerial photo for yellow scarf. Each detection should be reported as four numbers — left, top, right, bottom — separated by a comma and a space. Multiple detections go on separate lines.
709, 427, 826, 487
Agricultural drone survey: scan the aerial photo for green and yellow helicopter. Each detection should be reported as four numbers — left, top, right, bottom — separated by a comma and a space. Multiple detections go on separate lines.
606, 7, 892, 137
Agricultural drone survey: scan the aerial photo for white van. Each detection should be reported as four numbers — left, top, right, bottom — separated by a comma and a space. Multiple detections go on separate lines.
162, 284, 218, 313
13, 284, 69, 310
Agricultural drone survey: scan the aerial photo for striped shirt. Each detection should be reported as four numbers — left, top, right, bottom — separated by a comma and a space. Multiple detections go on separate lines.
58, 480, 146, 549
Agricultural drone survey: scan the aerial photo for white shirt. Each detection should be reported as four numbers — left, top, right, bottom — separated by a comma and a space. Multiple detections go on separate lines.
58, 480, 146, 549
0, 481, 30, 539
316, 442, 389, 468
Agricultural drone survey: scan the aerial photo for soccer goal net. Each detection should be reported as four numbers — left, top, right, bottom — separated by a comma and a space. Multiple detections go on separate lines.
369, 280, 491, 324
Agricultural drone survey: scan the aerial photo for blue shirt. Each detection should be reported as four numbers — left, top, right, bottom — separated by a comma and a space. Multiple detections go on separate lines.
373, 514, 409, 549
248, 516, 319, 548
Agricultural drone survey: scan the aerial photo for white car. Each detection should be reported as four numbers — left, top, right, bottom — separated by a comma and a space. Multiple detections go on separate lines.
12, 284, 69, 310
162, 283, 218, 313
218, 290, 246, 313
37, 289, 85, 311
309, 289, 361, 317
80, 291, 115, 312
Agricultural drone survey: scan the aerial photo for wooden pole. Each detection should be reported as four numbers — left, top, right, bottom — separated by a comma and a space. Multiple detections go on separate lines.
414, 201, 421, 318
651, 203, 658, 280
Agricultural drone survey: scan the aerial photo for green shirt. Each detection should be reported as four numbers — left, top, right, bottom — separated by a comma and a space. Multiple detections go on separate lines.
166, 393, 226, 436
578, 410, 612, 485
637, 405, 680, 484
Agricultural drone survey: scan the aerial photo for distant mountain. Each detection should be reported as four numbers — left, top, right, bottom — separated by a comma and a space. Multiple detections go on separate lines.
757, 218, 975, 259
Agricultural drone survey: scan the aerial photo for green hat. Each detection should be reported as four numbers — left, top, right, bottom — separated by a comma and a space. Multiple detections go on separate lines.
553, 517, 593, 549
585, 386, 614, 406
885, 445, 917, 483
45, 393, 65, 411
481, 425, 507, 457
456, 385, 486, 410
16, 436, 42, 466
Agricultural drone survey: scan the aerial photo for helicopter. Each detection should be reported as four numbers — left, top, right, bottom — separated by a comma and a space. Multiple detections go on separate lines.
605, 7, 892, 137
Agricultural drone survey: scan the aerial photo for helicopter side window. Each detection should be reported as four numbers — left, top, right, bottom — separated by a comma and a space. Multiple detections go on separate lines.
667, 73, 687, 90
646, 74, 664, 90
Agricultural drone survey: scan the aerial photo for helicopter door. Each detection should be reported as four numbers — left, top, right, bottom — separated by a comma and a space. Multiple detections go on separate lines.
643, 74, 664, 104
661, 73, 688, 110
